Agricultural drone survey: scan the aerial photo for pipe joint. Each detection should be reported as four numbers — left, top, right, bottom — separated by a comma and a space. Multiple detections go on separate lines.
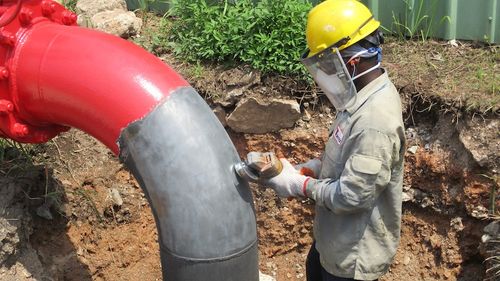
0, 0, 76, 143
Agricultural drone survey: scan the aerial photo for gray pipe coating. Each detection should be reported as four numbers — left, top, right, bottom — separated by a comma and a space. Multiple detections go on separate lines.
118, 87, 259, 281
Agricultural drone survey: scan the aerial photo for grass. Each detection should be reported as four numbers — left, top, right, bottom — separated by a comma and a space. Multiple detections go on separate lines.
384, 39, 499, 114
70, 188, 104, 223
386, 0, 451, 42
485, 214, 500, 280
486, 250, 500, 280
375, 0, 496, 114
0, 139, 36, 176
61, 0, 78, 12
186, 62, 205, 79
131, 11, 167, 52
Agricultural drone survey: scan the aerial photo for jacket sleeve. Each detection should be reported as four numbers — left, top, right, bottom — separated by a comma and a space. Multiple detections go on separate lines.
305, 128, 398, 214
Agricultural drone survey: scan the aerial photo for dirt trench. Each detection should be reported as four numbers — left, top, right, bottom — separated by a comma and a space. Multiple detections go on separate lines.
0, 64, 500, 281
238, 106, 496, 281
0, 83, 498, 280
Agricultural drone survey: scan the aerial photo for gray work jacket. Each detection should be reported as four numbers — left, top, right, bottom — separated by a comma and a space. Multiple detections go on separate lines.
305, 71, 405, 280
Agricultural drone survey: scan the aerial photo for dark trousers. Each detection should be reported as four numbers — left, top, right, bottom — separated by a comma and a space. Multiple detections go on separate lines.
306, 242, 377, 281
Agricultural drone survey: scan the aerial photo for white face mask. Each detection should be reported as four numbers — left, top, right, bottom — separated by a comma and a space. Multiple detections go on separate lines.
346, 47, 381, 81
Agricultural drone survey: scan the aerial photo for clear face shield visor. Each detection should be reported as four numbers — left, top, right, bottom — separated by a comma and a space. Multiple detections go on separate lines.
302, 46, 356, 111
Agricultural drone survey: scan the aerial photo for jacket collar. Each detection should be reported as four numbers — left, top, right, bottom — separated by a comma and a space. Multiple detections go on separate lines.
345, 69, 389, 115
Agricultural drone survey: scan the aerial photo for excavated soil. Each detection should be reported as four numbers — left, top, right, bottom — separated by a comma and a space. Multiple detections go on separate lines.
0, 102, 497, 281
0, 40, 498, 281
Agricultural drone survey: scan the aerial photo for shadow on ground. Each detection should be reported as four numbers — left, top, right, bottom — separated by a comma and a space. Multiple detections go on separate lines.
0, 146, 92, 280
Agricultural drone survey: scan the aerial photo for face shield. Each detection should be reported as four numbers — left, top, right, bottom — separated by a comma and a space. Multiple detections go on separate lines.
302, 46, 357, 111
302, 15, 383, 110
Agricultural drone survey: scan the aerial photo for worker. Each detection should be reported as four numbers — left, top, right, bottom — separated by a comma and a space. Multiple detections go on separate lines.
249, 0, 405, 280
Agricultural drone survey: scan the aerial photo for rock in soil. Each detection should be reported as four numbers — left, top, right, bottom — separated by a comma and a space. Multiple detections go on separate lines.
458, 117, 499, 171
259, 271, 276, 281
0, 178, 50, 280
91, 10, 142, 38
227, 97, 301, 133
76, 0, 127, 17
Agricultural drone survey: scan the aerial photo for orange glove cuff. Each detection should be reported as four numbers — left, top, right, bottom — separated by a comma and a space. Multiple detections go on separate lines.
299, 167, 316, 177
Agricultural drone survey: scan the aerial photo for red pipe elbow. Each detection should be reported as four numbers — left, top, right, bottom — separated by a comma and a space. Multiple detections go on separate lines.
0, 1, 189, 154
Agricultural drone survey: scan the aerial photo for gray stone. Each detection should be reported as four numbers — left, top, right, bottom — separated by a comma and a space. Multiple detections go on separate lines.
215, 69, 261, 107
0, 178, 50, 280
413, 189, 427, 201
483, 221, 499, 240
0, 181, 25, 265
217, 88, 244, 107
450, 217, 464, 232
406, 127, 417, 140
320, 105, 332, 115
458, 118, 499, 170
471, 205, 489, 219
259, 271, 276, 281
420, 197, 434, 209
35, 205, 53, 220
402, 190, 414, 202
91, 10, 142, 38
407, 145, 418, 154
0, 218, 19, 264
227, 98, 301, 133
220, 68, 260, 87
0, 244, 48, 281
403, 254, 411, 265
110, 188, 123, 207
302, 109, 311, 122
480, 220, 499, 258
76, 0, 127, 17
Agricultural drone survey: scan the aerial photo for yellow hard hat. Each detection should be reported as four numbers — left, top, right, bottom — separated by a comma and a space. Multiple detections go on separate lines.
305, 0, 380, 57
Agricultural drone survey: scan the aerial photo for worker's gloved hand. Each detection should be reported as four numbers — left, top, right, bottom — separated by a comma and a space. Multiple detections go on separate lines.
261, 158, 309, 198
294, 158, 322, 178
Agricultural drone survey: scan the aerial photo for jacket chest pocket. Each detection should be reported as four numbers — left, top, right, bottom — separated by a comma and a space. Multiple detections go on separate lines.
320, 114, 350, 180
320, 133, 344, 180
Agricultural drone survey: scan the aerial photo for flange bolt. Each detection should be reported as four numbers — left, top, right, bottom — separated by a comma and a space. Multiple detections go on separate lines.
0, 67, 9, 79
12, 123, 29, 137
41, 0, 56, 17
0, 32, 16, 47
0, 100, 13, 113
19, 8, 34, 26
62, 11, 77, 25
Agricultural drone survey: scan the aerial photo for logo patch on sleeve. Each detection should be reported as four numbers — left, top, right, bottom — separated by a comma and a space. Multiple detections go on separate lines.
334, 126, 344, 144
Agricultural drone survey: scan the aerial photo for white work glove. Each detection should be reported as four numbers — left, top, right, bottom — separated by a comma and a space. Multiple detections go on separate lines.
261, 158, 310, 198
294, 158, 322, 178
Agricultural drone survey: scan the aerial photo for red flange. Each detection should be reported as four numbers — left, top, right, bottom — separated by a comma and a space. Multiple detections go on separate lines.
0, 0, 76, 143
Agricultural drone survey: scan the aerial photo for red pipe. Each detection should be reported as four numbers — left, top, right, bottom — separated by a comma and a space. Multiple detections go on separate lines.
0, 0, 189, 153
15, 22, 188, 153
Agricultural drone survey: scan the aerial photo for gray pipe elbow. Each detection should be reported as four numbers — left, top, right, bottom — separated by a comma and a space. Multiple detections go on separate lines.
118, 87, 258, 281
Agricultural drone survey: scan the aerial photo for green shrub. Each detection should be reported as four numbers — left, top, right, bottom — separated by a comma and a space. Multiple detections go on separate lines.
164, 0, 312, 75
